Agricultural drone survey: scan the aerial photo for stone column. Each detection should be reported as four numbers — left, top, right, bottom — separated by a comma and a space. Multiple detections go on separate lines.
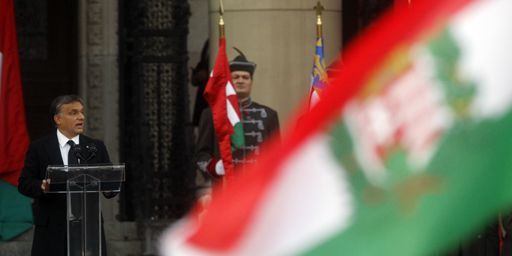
78, 0, 119, 163
209, 0, 342, 124
77, 0, 120, 239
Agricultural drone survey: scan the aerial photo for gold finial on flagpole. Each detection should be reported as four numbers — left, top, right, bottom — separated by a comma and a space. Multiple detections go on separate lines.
314, 1, 325, 37
219, 0, 225, 37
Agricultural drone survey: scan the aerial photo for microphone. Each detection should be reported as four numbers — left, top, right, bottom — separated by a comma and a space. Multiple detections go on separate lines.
71, 144, 86, 163
84, 144, 97, 161
70, 143, 98, 164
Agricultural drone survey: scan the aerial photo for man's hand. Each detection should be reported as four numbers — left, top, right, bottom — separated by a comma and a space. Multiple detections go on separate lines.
41, 179, 50, 192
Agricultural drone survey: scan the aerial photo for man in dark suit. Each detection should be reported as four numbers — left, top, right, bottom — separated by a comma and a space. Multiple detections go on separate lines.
18, 95, 113, 256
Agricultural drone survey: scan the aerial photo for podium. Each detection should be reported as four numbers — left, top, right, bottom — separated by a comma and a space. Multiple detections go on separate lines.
46, 164, 125, 256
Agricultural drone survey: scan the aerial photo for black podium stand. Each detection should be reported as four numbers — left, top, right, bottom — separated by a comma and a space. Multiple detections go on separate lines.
46, 164, 125, 256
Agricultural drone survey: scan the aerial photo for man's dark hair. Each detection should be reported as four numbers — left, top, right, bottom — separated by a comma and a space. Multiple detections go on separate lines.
50, 95, 84, 117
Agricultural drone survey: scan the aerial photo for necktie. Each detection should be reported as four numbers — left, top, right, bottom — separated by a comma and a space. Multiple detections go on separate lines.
67, 140, 79, 165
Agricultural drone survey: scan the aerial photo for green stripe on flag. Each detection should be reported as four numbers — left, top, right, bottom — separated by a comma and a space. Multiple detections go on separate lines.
231, 122, 245, 150
0, 180, 32, 241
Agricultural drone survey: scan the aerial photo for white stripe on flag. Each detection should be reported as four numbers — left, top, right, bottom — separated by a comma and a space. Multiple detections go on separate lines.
226, 81, 236, 96
452, 0, 512, 118
226, 81, 240, 126
226, 100, 240, 127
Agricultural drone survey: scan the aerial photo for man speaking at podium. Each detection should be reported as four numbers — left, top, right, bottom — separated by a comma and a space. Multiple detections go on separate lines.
18, 95, 113, 256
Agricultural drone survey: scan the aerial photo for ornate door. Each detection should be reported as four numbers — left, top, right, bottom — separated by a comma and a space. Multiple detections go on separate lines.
119, 0, 196, 224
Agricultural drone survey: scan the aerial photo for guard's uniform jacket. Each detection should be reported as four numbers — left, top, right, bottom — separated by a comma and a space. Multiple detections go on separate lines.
195, 99, 280, 177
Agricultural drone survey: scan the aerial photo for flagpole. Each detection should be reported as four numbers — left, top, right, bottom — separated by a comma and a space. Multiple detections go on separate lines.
314, 1, 324, 38
218, 0, 229, 187
308, 1, 326, 109
219, 0, 225, 38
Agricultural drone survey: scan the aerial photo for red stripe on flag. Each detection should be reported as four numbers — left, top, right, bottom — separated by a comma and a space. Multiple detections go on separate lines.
186, 0, 473, 251
0, 0, 30, 186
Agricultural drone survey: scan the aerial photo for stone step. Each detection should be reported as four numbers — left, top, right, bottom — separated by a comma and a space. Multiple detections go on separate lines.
0, 240, 32, 256
108, 240, 144, 256
0, 222, 152, 256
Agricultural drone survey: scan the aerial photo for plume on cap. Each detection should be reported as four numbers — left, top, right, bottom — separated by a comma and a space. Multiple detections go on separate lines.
230, 47, 256, 75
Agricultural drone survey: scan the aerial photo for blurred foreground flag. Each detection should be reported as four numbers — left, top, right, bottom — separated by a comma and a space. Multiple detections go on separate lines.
161, 0, 512, 255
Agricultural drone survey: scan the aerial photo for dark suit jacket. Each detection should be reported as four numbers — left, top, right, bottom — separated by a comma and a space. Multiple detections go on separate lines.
18, 131, 111, 256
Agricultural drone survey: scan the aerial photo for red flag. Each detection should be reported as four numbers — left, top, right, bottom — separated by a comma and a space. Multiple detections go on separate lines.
0, 0, 30, 186
395, 0, 413, 8
203, 37, 242, 178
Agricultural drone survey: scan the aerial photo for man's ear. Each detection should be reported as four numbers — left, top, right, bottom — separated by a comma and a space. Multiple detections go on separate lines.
53, 114, 60, 125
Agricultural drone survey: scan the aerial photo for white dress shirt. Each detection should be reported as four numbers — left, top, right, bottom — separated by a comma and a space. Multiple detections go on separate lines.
56, 129, 80, 165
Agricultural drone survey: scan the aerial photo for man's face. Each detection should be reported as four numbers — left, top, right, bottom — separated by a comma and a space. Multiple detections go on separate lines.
53, 101, 85, 138
231, 71, 252, 100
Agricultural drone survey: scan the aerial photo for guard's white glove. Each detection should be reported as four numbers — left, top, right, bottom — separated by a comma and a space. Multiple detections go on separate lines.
206, 158, 225, 177
215, 160, 225, 175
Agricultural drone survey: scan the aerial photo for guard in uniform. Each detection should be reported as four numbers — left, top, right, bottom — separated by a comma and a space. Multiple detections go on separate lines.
195, 49, 280, 179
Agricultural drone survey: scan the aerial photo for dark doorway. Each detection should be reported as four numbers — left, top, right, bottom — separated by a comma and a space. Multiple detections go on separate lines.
343, 0, 394, 48
118, 0, 196, 223
14, 0, 78, 140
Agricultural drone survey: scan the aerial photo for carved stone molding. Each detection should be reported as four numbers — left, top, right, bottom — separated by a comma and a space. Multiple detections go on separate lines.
80, 0, 119, 151
78, 1, 120, 229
